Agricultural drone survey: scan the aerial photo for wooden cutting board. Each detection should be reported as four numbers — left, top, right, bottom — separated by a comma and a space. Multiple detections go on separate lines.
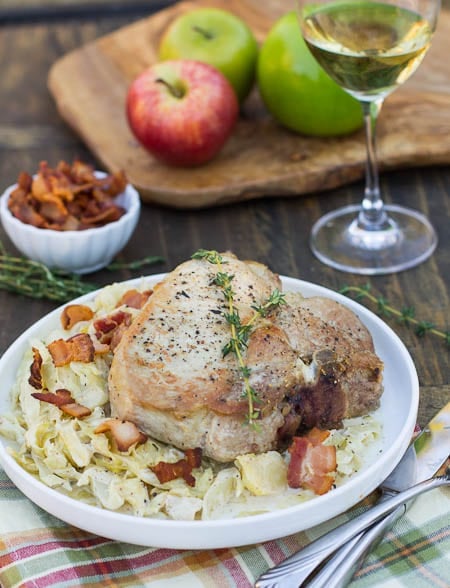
48, 0, 450, 208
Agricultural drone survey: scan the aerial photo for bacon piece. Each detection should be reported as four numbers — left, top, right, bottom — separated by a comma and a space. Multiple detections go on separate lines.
28, 347, 43, 389
31, 172, 51, 198
47, 333, 95, 366
60, 304, 95, 330
60, 403, 92, 418
150, 448, 203, 487
35, 192, 69, 224
47, 339, 72, 366
7, 160, 128, 231
91, 338, 110, 355
151, 459, 196, 487
80, 204, 125, 227
48, 170, 76, 202
96, 168, 127, 197
59, 215, 80, 231
109, 322, 132, 352
287, 428, 337, 495
117, 289, 153, 310
31, 388, 92, 418
306, 427, 331, 445
8, 189, 46, 227
66, 159, 95, 183
185, 447, 202, 469
17, 171, 33, 192
31, 388, 73, 407
94, 419, 147, 452
94, 310, 132, 350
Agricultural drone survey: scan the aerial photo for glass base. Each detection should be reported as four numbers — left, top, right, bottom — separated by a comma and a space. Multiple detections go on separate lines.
310, 204, 437, 275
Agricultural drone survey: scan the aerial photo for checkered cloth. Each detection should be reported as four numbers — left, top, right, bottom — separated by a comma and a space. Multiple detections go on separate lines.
0, 466, 448, 588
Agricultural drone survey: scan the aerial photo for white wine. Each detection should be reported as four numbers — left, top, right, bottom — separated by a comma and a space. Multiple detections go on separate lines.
302, 1, 433, 100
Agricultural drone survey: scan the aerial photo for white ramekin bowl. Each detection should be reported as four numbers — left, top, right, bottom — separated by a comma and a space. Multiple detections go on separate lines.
0, 172, 141, 274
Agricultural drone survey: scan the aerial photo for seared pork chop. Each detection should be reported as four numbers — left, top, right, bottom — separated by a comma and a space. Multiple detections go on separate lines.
109, 253, 383, 462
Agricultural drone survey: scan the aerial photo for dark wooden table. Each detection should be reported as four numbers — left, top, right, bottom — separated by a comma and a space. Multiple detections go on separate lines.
0, 0, 448, 432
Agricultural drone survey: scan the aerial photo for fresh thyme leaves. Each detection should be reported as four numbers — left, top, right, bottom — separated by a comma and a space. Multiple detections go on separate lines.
192, 249, 287, 426
0, 242, 164, 303
0, 249, 97, 302
252, 289, 286, 318
193, 249, 224, 265
339, 284, 450, 347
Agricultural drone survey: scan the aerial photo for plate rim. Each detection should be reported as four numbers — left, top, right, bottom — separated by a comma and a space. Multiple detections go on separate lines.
0, 273, 419, 548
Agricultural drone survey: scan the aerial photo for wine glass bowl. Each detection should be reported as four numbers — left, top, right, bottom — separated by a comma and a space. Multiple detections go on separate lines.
297, 0, 440, 274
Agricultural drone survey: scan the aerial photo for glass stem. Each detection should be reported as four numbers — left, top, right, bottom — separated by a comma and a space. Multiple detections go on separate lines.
358, 99, 388, 229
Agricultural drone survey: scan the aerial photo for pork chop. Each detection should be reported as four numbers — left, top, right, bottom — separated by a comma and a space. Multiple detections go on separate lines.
108, 253, 383, 462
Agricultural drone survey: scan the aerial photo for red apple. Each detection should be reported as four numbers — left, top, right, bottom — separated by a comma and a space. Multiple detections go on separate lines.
126, 59, 239, 167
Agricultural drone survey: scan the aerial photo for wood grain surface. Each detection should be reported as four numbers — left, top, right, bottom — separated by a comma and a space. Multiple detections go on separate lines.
47, 0, 450, 208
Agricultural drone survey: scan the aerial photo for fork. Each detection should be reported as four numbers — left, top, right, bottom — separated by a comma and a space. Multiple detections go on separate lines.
254, 466, 449, 587
304, 506, 405, 587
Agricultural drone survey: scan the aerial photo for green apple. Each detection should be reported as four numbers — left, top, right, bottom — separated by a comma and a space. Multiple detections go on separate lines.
158, 8, 258, 103
257, 12, 363, 137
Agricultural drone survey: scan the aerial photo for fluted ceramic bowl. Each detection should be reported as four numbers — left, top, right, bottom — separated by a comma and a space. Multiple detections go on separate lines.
0, 172, 140, 274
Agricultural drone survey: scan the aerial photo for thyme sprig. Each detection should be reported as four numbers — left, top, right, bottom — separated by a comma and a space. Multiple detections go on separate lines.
0, 241, 164, 303
339, 284, 450, 346
192, 249, 286, 426
0, 251, 97, 302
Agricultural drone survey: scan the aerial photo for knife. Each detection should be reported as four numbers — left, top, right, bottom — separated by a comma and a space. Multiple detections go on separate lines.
304, 401, 450, 588
255, 402, 450, 588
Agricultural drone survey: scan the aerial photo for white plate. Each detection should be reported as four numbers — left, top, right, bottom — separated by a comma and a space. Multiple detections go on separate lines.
0, 275, 419, 549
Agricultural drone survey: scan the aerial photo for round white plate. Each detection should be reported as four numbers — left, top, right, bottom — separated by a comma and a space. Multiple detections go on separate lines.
0, 275, 419, 549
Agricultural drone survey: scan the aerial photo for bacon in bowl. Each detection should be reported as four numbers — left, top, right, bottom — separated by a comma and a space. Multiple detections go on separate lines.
0, 160, 140, 274
7, 160, 127, 231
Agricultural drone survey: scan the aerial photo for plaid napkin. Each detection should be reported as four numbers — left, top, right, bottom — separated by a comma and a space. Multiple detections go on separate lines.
0, 466, 448, 588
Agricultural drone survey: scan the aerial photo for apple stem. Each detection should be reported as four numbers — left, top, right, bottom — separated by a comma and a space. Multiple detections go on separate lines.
191, 25, 214, 40
155, 78, 184, 99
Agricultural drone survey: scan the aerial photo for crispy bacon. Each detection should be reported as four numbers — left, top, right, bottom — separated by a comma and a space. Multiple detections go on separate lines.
31, 171, 51, 198
305, 427, 331, 445
60, 304, 95, 330
184, 447, 202, 469
47, 333, 95, 366
109, 322, 132, 352
7, 160, 127, 231
31, 388, 73, 407
31, 388, 92, 418
17, 171, 32, 192
94, 310, 132, 350
9, 196, 46, 228
28, 347, 43, 389
91, 338, 110, 355
60, 403, 92, 418
80, 205, 124, 227
94, 418, 148, 452
150, 448, 203, 487
37, 191, 69, 224
116, 289, 153, 310
151, 459, 196, 487
94, 310, 131, 336
91, 338, 111, 355
287, 428, 337, 495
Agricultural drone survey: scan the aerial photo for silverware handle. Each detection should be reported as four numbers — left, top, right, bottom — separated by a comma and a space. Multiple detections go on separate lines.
255, 474, 449, 588
305, 505, 405, 588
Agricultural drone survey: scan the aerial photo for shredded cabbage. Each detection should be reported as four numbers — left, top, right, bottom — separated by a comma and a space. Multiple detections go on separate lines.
0, 281, 382, 521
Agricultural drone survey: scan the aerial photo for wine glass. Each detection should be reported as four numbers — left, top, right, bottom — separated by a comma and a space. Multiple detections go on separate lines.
297, 0, 441, 274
